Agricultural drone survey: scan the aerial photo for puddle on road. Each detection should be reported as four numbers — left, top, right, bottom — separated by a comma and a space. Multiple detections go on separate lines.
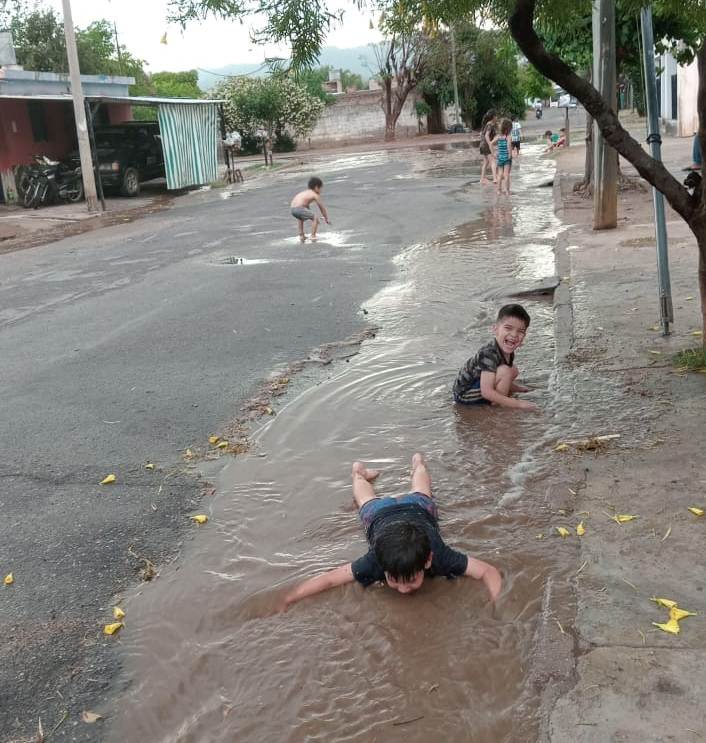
112, 148, 577, 743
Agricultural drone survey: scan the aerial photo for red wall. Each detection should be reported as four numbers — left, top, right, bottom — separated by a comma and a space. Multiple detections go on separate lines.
0, 100, 74, 170
107, 104, 133, 124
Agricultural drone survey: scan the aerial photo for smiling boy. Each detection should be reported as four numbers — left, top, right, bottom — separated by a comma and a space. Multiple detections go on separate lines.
453, 304, 537, 411
281, 453, 502, 609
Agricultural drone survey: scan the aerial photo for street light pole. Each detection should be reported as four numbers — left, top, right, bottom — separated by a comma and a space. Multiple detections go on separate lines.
61, 0, 99, 213
640, 5, 674, 334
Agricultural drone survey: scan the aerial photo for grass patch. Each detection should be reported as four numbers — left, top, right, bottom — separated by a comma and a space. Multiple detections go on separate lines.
673, 347, 706, 373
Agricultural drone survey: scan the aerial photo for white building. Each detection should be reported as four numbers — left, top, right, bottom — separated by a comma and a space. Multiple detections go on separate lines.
657, 51, 699, 137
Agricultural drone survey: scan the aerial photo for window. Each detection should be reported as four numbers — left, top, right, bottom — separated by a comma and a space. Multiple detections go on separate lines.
28, 101, 48, 142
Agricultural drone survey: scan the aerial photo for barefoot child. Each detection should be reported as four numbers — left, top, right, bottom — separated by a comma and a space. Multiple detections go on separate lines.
290, 176, 330, 241
282, 453, 502, 609
492, 119, 513, 195
510, 115, 522, 157
453, 304, 537, 410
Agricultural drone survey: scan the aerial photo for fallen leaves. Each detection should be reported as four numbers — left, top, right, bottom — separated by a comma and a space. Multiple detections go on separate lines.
81, 711, 102, 724
113, 606, 125, 620
103, 622, 123, 635
553, 434, 620, 454
144, 463, 155, 470
555, 526, 571, 538
208, 435, 220, 445
650, 597, 697, 635
687, 506, 705, 517
576, 521, 586, 536
4, 573, 13, 585
216, 441, 229, 449
190, 514, 208, 524
611, 513, 638, 525
100, 474, 116, 485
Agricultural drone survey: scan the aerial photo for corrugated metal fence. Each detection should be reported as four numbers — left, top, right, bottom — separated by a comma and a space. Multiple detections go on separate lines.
158, 103, 218, 190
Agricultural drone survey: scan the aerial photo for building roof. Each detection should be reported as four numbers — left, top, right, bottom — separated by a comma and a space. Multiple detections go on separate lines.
0, 93, 224, 105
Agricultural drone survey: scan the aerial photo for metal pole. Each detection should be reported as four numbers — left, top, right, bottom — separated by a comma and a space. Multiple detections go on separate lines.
113, 21, 123, 75
564, 106, 570, 147
61, 0, 99, 213
592, 0, 618, 229
450, 25, 460, 127
640, 6, 674, 334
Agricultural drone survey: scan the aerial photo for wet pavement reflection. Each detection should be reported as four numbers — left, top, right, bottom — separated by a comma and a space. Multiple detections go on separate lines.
112, 147, 574, 742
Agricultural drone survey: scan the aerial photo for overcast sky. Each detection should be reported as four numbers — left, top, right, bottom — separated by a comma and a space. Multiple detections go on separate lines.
46, 0, 381, 73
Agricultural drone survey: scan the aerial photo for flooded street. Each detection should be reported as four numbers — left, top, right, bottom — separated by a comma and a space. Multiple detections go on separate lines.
111, 147, 575, 742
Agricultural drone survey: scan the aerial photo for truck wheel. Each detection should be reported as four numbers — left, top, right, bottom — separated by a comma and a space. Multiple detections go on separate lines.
121, 167, 140, 197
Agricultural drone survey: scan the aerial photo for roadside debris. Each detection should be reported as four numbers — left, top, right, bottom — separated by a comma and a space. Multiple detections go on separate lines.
651, 598, 697, 635
190, 514, 208, 524
81, 710, 102, 723
103, 622, 123, 636
100, 474, 116, 485
4, 573, 14, 585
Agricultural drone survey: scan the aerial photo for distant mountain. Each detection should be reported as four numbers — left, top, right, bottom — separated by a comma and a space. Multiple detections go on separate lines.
198, 46, 376, 91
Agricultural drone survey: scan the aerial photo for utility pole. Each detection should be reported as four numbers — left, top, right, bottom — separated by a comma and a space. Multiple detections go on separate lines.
591, 0, 618, 229
450, 25, 460, 128
640, 6, 674, 334
61, 0, 99, 213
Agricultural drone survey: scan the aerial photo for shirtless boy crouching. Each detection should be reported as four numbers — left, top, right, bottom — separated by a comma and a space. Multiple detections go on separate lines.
290, 176, 330, 242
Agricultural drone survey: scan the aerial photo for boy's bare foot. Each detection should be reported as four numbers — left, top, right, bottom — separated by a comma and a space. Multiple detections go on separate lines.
410, 452, 425, 472
352, 461, 380, 481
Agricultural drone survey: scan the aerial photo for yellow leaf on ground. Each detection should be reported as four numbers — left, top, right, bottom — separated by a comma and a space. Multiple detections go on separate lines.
103, 622, 123, 635
576, 522, 586, 536
651, 597, 678, 609
688, 507, 705, 517
613, 514, 638, 524
691, 330, 703, 337
100, 474, 116, 485
554, 443, 570, 452
556, 526, 571, 538
191, 514, 208, 524
113, 607, 125, 620
670, 606, 697, 622
216, 441, 228, 449
535, 533, 544, 540
144, 463, 155, 470
81, 711, 102, 723
652, 618, 680, 635
208, 435, 220, 445
4, 573, 13, 585
648, 325, 659, 331
648, 350, 662, 356
685, 296, 695, 301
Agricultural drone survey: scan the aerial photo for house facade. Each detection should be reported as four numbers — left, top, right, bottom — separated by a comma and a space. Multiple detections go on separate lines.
657, 52, 699, 138
0, 66, 134, 201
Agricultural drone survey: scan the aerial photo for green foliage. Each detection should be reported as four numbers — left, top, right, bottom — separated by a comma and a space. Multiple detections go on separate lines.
414, 99, 432, 118
673, 347, 706, 372
214, 74, 324, 142
296, 66, 335, 103
151, 70, 202, 98
342, 69, 366, 91
518, 62, 553, 102
419, 24, 525, 128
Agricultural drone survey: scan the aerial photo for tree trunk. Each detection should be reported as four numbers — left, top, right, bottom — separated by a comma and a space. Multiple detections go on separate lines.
425, 95, 445, 134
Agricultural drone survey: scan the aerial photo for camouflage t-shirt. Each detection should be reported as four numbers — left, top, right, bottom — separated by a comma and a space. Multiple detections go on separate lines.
453, 340, 513, 403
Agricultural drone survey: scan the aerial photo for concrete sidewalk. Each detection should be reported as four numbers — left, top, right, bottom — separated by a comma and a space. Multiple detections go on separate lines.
545, 135, 706, 740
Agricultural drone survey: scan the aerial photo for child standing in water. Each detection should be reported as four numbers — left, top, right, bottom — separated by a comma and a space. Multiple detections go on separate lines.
492, 119, 513, 195
510, 116, 522, 157
290, 176, 330, 242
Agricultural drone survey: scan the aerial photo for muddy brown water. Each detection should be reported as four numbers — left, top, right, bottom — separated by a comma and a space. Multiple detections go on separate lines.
112, 148, 577, 742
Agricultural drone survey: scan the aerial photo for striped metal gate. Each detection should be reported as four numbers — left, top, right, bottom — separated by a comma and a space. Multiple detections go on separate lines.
157, 103, 218, 190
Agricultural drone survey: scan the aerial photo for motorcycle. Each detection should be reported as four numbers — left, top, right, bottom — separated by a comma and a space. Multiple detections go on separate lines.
22, 158, 84, 209
535, 107, 543, 120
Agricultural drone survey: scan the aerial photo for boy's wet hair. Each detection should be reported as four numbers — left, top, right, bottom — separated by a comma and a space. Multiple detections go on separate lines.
500, 118, 512, 135
373, 522, 431, 581
308, 176, 323, 190
544, 130, 552, 137
497, 303, 531, 328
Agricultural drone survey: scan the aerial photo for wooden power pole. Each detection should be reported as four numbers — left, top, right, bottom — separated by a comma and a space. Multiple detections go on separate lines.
62, 0, 99, 213
592, 0, 618, 229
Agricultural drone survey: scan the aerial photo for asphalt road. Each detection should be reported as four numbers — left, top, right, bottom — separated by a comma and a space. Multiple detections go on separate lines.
0, 147, 484, 740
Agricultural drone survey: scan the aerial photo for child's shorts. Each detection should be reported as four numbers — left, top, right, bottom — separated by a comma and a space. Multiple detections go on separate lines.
359, 492, 437, 529
497, 158, 512, 168
453, 378, 490, 406
291, 207, 315, 221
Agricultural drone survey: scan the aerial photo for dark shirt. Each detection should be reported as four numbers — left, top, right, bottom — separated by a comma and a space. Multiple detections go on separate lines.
453, 340, 513, 403
351, 503, 468, 587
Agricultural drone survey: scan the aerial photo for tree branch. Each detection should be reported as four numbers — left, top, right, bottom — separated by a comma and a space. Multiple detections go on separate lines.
509, 0, 696, 224
697, 41, 706, 213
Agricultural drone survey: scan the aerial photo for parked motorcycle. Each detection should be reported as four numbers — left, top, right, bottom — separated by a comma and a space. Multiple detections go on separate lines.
22, 158, 84, 209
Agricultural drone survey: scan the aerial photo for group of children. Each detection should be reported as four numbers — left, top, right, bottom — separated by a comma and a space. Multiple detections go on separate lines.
282, 302, 536, 610
479, 110, 523, 195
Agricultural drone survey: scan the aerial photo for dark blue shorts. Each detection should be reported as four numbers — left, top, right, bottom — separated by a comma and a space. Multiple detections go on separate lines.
359, 492, 437, 529
453, 378, 490, 406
